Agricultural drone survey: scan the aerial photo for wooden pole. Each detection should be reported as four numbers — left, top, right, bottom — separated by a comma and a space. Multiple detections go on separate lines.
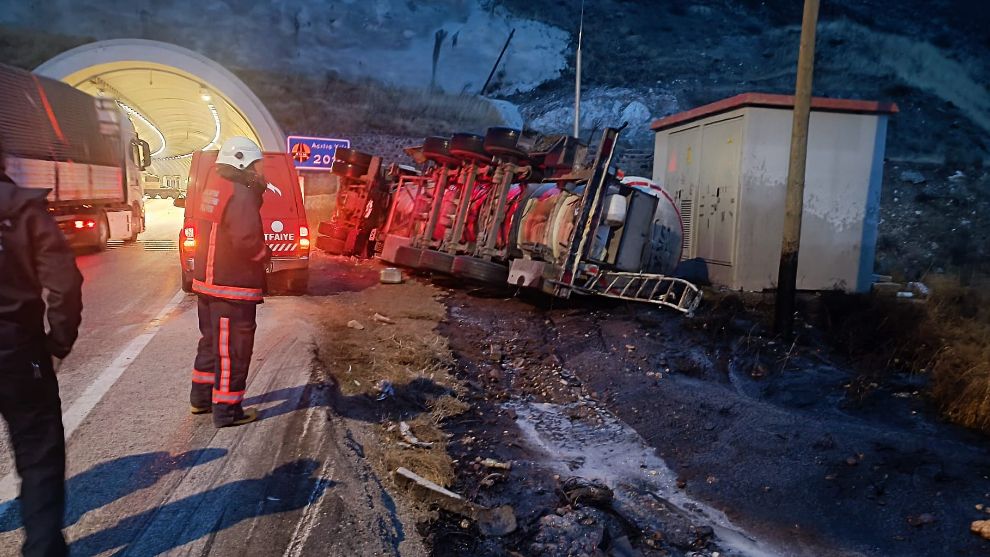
574, 0, 585, 139
774, 0, 820, 339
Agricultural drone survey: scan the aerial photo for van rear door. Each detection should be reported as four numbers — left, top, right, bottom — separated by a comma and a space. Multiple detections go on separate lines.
259, 154, 307, 257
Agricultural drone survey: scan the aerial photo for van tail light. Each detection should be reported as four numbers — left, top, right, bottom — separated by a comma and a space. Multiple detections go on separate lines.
298, 226, 310, 251
74, 219, 96, 229
182, 219, 196, 250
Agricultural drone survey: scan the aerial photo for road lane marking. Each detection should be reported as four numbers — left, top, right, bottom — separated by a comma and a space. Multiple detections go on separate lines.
0, 289, 188, 506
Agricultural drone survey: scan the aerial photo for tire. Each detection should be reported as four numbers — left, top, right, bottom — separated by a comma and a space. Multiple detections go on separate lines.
394, 245, 425, 269
334, 148, 373, 167
451, 256, 509, 285
419, 249, 455, 274
181, 269, 193, 293
422, 136, 459, 167
450, 133, 489, 163
95, 212, 109, 251
484, 127, 521, 154
316, 235, 346, 254
330, 160, 370, 179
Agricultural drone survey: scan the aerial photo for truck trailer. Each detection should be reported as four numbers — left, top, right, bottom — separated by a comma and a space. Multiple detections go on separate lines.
0, 63, 151, 251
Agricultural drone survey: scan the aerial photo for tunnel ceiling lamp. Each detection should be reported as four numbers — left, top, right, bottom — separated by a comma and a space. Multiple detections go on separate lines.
200, 86, 212, 102
116, 100, 167, 157
203, 104, 222, 150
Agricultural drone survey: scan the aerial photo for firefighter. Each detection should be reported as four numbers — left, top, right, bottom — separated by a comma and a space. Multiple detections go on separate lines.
189, 136, 270, 427
0, 147, 82, 557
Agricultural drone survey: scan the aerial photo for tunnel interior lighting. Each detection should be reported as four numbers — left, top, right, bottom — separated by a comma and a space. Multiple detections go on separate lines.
116, 101, 166, 157
200, 86, 212, 102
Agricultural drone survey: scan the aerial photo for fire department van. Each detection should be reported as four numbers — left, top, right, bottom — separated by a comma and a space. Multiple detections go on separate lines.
178, 150, 310, 294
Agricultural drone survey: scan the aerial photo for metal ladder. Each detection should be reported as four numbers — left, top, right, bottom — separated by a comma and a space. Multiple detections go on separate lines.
575, 271, 703, 314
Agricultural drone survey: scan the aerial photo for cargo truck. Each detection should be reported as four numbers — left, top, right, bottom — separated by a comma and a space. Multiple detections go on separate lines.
0, 63, 151, 251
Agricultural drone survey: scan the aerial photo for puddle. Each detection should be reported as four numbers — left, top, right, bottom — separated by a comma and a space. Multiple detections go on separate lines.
511, 400, 783, 557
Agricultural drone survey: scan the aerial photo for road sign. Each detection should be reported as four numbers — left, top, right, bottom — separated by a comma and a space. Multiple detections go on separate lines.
286, 135, 350, 171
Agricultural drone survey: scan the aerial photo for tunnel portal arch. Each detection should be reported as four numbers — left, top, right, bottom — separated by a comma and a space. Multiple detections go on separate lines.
36, 39, 284, 178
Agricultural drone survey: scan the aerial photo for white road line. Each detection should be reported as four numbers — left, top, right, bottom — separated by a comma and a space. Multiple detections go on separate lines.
0, 289, 188, 505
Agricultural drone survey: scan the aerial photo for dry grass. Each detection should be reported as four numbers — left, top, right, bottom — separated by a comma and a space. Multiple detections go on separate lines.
823, 273, 990, 433
924, 276, 990, 432
313, 279, 464, 486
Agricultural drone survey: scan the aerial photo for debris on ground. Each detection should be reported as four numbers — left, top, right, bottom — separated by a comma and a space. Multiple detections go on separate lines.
394, 467, 517, 536
479, 458, 511, 470
400, 421, 435, 448
560, 476, 613, 507
346, 319, 365, 330
373, 312, 396, 324
380, 267, 403, 284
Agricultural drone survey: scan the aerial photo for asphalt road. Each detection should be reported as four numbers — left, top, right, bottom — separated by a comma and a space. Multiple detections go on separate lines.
0, 200, 410, 556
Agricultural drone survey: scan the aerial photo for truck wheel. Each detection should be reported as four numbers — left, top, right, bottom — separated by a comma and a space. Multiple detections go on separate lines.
420, 249, 455, 274
451, 256, 509, 285
334, 148, 373, 167
96, 213, 110, 251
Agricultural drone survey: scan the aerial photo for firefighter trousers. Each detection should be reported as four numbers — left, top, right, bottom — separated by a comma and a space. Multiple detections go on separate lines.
191, 295, 258, 427
0, 350, 67, 557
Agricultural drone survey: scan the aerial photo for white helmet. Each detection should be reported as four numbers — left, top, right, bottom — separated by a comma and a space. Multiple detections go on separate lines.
216, 136, 263, 170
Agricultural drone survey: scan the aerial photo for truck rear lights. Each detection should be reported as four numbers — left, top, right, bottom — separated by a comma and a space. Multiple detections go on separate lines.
74, 219, 96, 229
299, 237, 311, 250
299, 226, 309, 237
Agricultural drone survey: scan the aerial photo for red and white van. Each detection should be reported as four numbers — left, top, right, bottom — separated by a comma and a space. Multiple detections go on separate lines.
178, 150, 310, 294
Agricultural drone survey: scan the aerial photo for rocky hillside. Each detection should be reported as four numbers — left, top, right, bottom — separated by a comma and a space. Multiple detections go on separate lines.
1, 0, 988, 276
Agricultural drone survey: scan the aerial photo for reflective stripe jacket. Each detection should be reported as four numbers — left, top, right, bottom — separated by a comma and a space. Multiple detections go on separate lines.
192, 168, 267, 303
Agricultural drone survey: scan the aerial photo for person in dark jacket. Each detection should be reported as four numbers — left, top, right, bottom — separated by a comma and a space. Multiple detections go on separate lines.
0, 151, 82, 557
189, 136, 269, 428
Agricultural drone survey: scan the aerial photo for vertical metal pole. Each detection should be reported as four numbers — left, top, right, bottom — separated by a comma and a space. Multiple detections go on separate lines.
573, 0, 585, 139
774, 0, 820, 339
448, 160, 478, 251
422, 165, 450, 248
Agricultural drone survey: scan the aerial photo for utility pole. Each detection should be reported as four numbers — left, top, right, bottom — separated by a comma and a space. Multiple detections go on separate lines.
574, 0, 585, 139
774, 0, 820, 340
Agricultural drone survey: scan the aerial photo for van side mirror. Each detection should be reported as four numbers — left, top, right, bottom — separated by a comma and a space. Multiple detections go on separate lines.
173, 197, 186, 208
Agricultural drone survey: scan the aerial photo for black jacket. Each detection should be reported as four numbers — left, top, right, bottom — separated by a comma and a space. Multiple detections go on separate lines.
0, 173, 83, 362
191, 166, 267, 303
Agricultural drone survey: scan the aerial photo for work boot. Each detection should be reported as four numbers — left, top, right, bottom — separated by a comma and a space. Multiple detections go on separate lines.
215, 407, 257, 428
190, 404, 211, 415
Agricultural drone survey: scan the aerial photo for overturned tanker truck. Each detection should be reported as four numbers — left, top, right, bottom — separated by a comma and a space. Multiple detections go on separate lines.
331, 126, 701, 313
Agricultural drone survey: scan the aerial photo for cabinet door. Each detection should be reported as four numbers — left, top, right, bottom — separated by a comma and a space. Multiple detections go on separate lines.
665, 126, 701, 257
697, 116, 742, 266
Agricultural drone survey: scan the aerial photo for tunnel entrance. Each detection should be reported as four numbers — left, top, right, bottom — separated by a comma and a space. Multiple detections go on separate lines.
35, 39, 285, 190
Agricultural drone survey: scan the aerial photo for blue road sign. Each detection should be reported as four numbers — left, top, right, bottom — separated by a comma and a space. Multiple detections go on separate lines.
286, 135, 351, 171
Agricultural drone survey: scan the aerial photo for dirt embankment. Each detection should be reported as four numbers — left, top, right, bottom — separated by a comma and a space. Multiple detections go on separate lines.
310, 257, 990, 556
